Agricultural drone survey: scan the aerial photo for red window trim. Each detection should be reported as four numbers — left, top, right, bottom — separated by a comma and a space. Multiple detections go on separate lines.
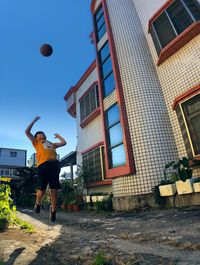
88, 180, 112, 187
80, 107, 101, 128
64, 60, 96, 101
67, 103, 76, 118
148, 0, 175, 32
81, 141, 104, 155
173, 83, 200, 110
79, 81, 98, 102
157, 22, 200, 66
91, 0, 136, 180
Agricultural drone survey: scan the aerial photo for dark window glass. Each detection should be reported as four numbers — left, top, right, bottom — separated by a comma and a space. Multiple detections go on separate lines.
97, 14, 105, 30
99, 42, 110, 63
108, 123, 123, 147
150, 0, 199, 56
182, 94, 200, 155
106, 104, 126, 168
153, 12, 177, 48
97, 23, 107, 41
80, 99, 85, 121
109, 144, 126, 168
102, 56, 113, 79
149, 26, 162, 55
90, 87, 97, 112
167, 1, 193, 34
184, 0, 200, 20
10, 151, 17, 157
85, 93, 90, 117
82, 147, 104, 184
95, 7, 104, 21
80, 85, 99, 122
103, 72, 116, 97
106, 104, 120, 128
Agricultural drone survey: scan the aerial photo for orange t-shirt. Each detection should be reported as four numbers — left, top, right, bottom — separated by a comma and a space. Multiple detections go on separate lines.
33, 139, 57, 166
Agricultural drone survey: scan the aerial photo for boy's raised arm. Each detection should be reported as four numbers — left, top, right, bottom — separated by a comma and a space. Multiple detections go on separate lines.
53, 133, 67, 148
25, 116, 40, 142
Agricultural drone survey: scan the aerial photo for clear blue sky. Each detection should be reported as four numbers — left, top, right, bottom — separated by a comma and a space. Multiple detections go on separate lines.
0, 0, 95, 162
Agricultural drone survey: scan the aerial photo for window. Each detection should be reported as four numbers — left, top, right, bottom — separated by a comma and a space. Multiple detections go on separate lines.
98, 41, 116, 98
181, 94, 200, 156
150, 0, 200, 55
94, 6, 106, 42
105, 104, 126, 168
10, 151, 17, 157
82, 146, 104, 185
5, 169, 9, 176
80, 84, 99, 122
0, 169, 4, 175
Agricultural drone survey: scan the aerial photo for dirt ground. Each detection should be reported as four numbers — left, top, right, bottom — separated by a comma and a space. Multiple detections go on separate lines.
0, 206, 200, 265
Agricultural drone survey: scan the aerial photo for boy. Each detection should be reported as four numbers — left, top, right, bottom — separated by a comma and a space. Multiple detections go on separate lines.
25, 116, 66, 222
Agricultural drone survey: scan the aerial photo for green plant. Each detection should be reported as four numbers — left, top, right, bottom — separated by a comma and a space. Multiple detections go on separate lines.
0, 260, 5, 265
164, 157, 193, 182
94, 195, 113, 211
152, 185, 166, 206
92, 251, 106, 265
14, 217, 34, 233
0, 178, 16, 230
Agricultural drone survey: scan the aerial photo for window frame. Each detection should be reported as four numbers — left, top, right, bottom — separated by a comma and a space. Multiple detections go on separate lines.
94, 5, 107, 42
79, 83, 99, 123
149, 0, 200, 65
105, 103, 126, 168
82, 145, 105, 185
98, 41, 116, 98
179, 93, 200, 157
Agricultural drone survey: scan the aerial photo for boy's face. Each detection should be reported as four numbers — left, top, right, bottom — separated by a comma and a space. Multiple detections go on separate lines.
36, 133, 46, 141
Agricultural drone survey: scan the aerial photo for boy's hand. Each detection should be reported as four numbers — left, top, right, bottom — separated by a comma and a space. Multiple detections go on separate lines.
54, 133, 60, 138
33, 116, 41, 123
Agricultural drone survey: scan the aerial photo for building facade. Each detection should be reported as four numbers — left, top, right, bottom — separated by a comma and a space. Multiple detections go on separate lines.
0, 148, 26, 178
64, 0, 200, 205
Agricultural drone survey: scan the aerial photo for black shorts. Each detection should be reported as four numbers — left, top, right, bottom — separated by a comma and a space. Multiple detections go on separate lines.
37, 160, 61, 190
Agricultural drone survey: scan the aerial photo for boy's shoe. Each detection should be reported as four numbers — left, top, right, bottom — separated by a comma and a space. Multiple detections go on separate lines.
49, 206, 56, 222
34, 203, 41, 214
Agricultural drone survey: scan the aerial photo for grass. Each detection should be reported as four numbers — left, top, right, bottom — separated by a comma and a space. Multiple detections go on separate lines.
14, 217, 34, 233
0, 260, 5, 265
92, 251, 106, 265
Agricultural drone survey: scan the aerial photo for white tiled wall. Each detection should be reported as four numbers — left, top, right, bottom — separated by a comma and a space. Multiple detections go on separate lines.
76, 68, 104, 166
106, 0, 179, 197
132, 0, 200, 175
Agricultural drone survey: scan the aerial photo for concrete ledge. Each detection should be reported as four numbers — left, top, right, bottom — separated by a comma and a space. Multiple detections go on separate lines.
113, 193, 200, 211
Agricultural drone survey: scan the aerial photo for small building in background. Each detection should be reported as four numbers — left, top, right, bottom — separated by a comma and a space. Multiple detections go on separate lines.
0, 148, 26, 178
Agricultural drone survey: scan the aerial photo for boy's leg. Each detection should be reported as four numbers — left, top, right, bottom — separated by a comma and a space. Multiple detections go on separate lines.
49, 189, 57, 212
36, 189, 46, 205
34, 189, 46, 214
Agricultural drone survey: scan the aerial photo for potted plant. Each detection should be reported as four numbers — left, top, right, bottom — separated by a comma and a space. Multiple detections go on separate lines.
165, 157, 194, 195
159, 162, 178, 197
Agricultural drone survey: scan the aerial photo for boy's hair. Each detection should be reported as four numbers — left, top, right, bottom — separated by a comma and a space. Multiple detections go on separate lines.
34, 131, 45, 138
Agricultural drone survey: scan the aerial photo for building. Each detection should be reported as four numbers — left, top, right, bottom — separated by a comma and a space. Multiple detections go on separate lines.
0, 148, 26, 178
64, 0, 200, 209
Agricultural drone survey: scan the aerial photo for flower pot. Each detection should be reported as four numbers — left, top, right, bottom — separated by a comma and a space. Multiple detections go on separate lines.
159, 183, 176, 197
193, 182, 200, 193
176, 179, 194, 195
0, 219, 9, 232
72, 204, 80, 211
67, 204, 73, 211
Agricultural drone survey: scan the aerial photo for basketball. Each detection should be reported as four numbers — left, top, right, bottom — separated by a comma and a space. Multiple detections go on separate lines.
40, 44, 53, 57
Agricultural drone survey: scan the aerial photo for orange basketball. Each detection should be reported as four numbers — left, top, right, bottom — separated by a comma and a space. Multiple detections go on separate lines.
40, 44, 53, 57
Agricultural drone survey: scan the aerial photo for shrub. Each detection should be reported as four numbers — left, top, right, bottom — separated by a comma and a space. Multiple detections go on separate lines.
0, 178, 16, 231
